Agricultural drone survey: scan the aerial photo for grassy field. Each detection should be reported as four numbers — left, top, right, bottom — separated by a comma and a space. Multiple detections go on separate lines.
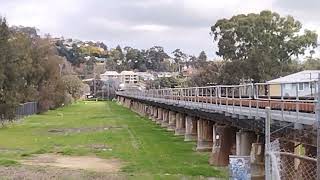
0, 101, 226, 179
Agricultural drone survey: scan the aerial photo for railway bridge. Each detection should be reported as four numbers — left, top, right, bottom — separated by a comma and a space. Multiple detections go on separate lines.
116, 82, 318, 179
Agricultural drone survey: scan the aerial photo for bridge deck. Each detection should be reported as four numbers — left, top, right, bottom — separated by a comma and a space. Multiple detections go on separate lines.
120, 95, 315, 126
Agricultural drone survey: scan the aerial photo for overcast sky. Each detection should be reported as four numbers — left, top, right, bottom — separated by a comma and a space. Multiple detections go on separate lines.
0, 0, 319, 58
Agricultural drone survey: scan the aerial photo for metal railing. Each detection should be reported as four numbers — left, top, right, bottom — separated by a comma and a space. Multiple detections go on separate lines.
117, 81, 318, 125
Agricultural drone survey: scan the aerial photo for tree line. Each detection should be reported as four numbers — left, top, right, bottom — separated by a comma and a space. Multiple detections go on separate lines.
56, 38, 208, 75
0, 18, 86, 121
189, 10, 319, 86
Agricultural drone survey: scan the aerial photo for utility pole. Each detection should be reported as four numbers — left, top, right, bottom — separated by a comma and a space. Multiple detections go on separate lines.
317, 73, 320, 179
93, 63, 96, 98
265, 106, 271, 180
107, 83, 110, 100
58, 64, 63, 76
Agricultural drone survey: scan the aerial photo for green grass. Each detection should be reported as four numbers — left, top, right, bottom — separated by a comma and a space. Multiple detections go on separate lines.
0, 159, 19, 167
0, 101, 226, 179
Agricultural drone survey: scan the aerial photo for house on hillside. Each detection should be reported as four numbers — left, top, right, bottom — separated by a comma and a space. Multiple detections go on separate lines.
100, 71, 120, 81
268, 70, 320, 97
136, 72, 155, 81
100, 71, 139, 85
120, 71, 138, 84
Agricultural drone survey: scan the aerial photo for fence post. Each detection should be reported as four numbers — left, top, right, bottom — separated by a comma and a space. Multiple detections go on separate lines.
317, 73, 320, 179
265, 106, 271, 180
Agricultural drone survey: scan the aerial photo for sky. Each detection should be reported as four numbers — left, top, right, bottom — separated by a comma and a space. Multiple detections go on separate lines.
0, 0, 320, 58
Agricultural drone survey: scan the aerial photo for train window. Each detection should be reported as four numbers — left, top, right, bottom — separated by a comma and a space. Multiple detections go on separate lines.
298, 83, 304, 91
304, 82, 309, 89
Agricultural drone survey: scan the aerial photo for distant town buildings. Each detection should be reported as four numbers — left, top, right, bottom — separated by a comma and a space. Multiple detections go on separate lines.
156, 72, 178, 78
100, 70, 182, 90
100, 71, 138, 85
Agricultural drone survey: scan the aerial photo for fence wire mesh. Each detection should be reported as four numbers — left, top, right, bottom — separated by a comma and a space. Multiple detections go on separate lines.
270, 138, 317, 180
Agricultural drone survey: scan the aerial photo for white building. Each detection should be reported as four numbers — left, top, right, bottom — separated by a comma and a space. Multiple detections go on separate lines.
136, 72, 155, 81
268, 70, 320, 97
120, 71, 138, 84
100, 71, 120, 81
100, 71, 138, 85
156, 72, 178, 78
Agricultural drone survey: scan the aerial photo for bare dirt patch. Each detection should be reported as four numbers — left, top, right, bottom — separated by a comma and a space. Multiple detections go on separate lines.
21, 154, 122, 173
0, 166, 126, 180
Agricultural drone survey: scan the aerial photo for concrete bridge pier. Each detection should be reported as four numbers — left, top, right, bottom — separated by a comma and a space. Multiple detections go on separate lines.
235, 130, 265, 179
124, 98, 132, 109
151, 106, 155, 118
144, 104, 149, 116
167, 111, 176, 131
209, 125, 236, 166
140, 103, 147, 116
161, 109, 169, 127
156, 108, 163, 125
184, 116, 197, 141
236, 130, 256, 156
152, 106, 158, 122
134, 102, 140, 115
196, 119, 213, 151
141, 103, 147, 116
250, 143, 265, 179
175, 113, 185, 135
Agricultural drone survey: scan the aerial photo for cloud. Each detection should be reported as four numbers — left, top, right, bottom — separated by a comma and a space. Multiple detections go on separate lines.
131, 24, 170, 32
0, 0, 319, 58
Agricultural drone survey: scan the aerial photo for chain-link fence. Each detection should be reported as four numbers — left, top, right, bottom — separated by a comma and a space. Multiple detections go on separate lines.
268, 138, 317, 180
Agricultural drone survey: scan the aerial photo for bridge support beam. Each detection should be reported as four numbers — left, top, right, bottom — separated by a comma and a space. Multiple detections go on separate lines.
123, 98, 131, 108
236, 130, 256, 156
141, 103, 147, 116
184, 116, 197, 141
209, 125, 236, 166
156, 108, 163, 124
144, 104, 149, 116
175, 113, 185, 135
167, 111, 176, 131
152, 106, 158, 122
196, 119, 213, 151
250, 143, 265, 178
161, 109, 169, 127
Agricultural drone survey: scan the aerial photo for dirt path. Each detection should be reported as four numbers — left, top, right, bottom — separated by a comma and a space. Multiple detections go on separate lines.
0, 166, 126, 180
21, 154, 122, 172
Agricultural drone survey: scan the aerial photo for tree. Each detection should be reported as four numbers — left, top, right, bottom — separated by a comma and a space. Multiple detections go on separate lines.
172, 49, 187, 72
106, 45, 125, 72
0, 17, 18, 120
198, 51, 207, 62
211, 10, 318, 82
302, 57, 320, 70
152, 77, 180, 88
145, 46, 170, 72
62, 75, 84, 99
192, 51, 208, 68
189, 60, 224, 86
